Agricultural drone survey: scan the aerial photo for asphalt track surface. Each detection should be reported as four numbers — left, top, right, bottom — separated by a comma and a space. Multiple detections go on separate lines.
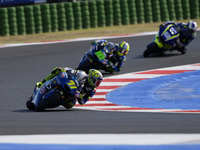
0, 32, 200, 135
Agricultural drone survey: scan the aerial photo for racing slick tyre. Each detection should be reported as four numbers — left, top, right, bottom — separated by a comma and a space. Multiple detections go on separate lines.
143, 42, 159, 57
180, 50, 186, 55
176, 46, 187, 55
180, 47, 187, 55
26, 97, 35, 110
35, 92, 62, 112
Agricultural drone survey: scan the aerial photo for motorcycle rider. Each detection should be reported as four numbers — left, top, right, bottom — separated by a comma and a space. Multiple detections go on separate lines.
159, 20, 197, 54
78, 39, 130, 73
27, 67, 103, 110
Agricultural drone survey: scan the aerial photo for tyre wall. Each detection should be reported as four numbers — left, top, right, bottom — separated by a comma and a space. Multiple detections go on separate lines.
0, 0, 199, 36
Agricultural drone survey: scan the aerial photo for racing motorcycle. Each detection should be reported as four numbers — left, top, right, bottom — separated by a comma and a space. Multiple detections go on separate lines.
26, 72, 79, 111
77, 46, 115, 74
143, 24, 185, 57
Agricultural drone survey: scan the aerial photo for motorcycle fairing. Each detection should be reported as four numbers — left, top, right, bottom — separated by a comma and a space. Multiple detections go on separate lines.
160, 24, 180, 43
153, 24, 180, 50
32, 72, 78, 106
94, 50, 106, 60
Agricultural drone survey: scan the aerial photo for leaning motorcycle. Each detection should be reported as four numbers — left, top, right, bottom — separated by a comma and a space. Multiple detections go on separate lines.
77, 46, 115, 73
26, 72, 79, 111
143, 24, 185, 57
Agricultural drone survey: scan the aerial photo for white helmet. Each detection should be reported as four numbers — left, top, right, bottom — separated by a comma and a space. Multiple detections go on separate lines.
187, 21, 197, 34
75, 70, 87, 85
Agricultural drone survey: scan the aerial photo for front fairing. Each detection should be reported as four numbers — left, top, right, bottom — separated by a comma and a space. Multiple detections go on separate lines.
32, 72, 79, 106
158, 24, 180, 46
93, 48, 110, 67
151, 25, 180, 50
152, 34, 173, 50
86, 45, 108, 62
80, 46, 109, 69
32, 80, 57, 106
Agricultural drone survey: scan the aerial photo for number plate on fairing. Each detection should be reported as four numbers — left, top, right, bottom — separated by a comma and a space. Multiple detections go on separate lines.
95, 50, 106, 60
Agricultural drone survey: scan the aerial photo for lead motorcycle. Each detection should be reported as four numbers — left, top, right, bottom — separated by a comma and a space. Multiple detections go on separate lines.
143, 24, 185, 57
26, 72, 79, 111
77, 46, 115, 74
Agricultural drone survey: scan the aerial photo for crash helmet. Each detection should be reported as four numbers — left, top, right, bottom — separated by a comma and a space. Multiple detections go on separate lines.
87, 69, 103, 88
75, 70, 88, 85
103, 42, 116, 54
187, 21, 197, 34
117, 41, 130, 56
105, 42, 115, 50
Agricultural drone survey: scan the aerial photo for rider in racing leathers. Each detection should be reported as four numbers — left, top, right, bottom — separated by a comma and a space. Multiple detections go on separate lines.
160, 20, 197, 54
26, 67, 103, 110
90, 39, 130, 73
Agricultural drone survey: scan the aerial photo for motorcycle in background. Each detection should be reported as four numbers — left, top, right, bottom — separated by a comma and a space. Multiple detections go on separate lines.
143, 24, 186, 57
77, 46, 115, 74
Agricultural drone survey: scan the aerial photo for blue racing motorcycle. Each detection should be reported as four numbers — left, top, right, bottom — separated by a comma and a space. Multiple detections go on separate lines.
143, 24, 185, 57
77, 46, 115, 73
26, 72, 79, 111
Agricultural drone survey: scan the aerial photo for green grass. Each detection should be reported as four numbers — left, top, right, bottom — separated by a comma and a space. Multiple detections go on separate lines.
0, 19, 199, 44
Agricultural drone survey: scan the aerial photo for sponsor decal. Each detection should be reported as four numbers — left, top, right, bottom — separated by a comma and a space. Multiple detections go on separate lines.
60, 72, 65, 78
40, 86, 46, 94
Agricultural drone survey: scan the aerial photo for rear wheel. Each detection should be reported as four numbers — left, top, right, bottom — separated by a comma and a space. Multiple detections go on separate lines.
180, 50, 186, 54
180, 47, 187, 55
143, 43, 159, 57
35, 92, 62, 112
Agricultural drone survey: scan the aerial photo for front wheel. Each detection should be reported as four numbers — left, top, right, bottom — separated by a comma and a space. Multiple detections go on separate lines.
143, 43, 159, 57
35, 92, 62, 111
26, 96, 35, 110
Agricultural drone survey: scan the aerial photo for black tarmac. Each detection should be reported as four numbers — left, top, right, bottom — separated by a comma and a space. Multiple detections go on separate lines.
0, 33, 200, 135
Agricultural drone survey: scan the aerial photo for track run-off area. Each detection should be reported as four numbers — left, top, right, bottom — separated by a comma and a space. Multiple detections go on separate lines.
0, 30, 200, 150
74, 63, 200, 113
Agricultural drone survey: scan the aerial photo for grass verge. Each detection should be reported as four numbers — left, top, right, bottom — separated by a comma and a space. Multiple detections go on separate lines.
0, 19, 199, 44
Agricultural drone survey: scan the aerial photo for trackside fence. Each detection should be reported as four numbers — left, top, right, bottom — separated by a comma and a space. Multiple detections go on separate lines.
0, 0, 199, 36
